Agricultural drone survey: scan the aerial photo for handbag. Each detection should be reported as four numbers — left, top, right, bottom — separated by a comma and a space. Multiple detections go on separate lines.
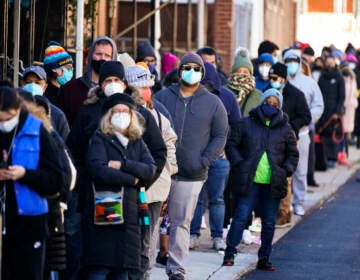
93, 185, 124, 225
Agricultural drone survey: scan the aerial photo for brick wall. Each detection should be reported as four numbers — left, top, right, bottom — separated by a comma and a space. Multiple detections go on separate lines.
212, 0, 235, 75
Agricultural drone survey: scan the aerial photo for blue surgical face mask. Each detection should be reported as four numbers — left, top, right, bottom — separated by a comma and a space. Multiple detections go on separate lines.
181, 69, 202, 85
273, 56, 278, 64
23, 83, 44, 96
261, 104, 279, 118
57, 67, 73, 85
286, 62, 299, 76
271, 81, 282, 89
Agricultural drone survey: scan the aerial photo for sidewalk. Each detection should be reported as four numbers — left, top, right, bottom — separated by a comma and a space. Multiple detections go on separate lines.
150, 146, 360, 280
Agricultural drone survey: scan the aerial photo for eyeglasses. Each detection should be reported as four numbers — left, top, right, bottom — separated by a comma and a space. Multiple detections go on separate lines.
181, 65, 202, 72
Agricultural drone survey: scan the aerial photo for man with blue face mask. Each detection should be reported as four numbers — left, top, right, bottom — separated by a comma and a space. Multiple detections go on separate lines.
43, 41, 74, 105
268, 62, 311, 228
283, 49, 324, 217
155, 53, 228, 280
21, 66, 70, 140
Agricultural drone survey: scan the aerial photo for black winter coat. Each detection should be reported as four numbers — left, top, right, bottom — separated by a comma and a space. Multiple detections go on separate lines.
66, 89, 166, 209
316, 70, 345, 136
282, 82, 312, 138
84, 130, 156, 270
225, 107, 299, 199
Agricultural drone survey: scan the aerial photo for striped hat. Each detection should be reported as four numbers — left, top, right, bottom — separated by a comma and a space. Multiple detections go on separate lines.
43, 41, 73, 71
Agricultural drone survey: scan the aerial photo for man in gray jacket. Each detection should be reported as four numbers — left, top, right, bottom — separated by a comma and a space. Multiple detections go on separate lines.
155, 53, 228, 280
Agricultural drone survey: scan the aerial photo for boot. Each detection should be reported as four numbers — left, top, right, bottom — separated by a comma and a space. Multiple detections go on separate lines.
337, 152, 352, 167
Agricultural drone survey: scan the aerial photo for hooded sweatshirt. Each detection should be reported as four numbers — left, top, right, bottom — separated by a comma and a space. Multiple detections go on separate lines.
58, 36, 118, 126
283, 49, 324, 133
155, 83, 228, 181
201, 62, 241, 127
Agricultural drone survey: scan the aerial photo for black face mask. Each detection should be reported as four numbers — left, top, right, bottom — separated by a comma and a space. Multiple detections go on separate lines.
91, 59, 106, 74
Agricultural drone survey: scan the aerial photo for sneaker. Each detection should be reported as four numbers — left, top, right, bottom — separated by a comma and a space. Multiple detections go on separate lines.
189, 234, 200, 250
257, 257, 275, 271
222, 253, 235, 266
241, 229, 254, 245
294, 204, 305, 216
155, 253, 168, 268
212, 237, 226, 251
248, 218, 261, 233
169, 273, 185, 280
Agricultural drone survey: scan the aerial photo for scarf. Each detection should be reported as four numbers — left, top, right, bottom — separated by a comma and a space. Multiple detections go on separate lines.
227, 73, 255, 104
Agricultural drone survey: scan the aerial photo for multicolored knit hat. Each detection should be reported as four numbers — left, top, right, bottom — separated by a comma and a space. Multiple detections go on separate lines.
43, 41, 73, 71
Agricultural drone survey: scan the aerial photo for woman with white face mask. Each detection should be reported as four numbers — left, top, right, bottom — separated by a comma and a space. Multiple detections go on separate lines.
0, 86, 64, 279
85, 93, 156, 279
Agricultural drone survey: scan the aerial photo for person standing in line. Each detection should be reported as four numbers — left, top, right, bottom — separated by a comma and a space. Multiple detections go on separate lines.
316, 55, 346, 168
222, 88, 299, 270
58, 36, 118, 126
255, 53, 274, 92
124, 65, 178, 280
267, 63, 311, 228
85, 93, 156, 280
43, 41, 74, 105
283, 49, 324, 216
0, 86, 64, 280
189, 62, 241, 251
155, 53, 228, 280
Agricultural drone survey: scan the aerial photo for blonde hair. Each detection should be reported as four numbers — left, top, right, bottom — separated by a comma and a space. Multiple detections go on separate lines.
23, 101, 52, 132
100, 107, 145, 141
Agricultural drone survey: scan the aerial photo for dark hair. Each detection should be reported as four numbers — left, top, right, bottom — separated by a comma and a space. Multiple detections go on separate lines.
196, 46, 217, 56
0, 86, 21, 111
258, 40, 279, 56
162, 68, 179, 88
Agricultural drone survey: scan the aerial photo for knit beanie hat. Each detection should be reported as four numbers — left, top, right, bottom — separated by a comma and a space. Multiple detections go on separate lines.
345, 53, 359, 65
101, 93, 136, 116
118, 52, 136, 68
231, 47, 253, 74
259, 88, 283, 108
269, 63, 287, 79
136, 42, 156, 60
178, 52, 205, 78
99, 61, 125, 86
161, 52, 179, 76
125, 65, 155, 88
258, 53, 274, 65
43, 41, 73, 71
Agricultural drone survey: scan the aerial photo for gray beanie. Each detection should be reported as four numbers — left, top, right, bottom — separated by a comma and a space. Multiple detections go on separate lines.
178, 52, 205, 78
125, 65, 155, 88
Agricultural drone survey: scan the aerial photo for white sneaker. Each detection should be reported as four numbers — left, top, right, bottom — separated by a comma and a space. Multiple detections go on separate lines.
189, 234, 200, 249
241, 229, 254, 245
222, 227, 229, 239
248, 218, 262, 233
294, 204, 305, 216
212, 237, 226, 251
201, 215, 207, 229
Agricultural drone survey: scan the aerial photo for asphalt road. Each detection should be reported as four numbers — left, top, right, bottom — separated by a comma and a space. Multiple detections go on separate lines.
240, 172, 360, 280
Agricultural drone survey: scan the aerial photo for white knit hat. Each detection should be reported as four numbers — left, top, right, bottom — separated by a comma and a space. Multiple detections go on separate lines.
125, 65, 155, 88
118, 52, 136, 68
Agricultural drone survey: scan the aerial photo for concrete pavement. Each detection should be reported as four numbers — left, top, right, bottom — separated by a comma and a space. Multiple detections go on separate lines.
149, 146, 360, 280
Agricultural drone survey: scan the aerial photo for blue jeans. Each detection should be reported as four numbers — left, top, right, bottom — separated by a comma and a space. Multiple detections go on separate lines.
190, 157, 230, 238
88, 267, 128, 280
225, 182, 280, 260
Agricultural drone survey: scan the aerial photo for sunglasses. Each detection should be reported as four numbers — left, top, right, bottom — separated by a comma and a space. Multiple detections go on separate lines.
269, 76, 280, 81
181, 65, 202, 72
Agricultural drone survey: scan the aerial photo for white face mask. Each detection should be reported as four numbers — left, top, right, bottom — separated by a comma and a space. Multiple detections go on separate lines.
349, 62, 356, 70
0, 114, 19, 133
111, 112, 131, 131
259, 65, 271, 78
104, 82, 124, 97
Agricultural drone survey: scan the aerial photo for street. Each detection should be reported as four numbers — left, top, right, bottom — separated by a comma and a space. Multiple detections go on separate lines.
240, 172, 360, 280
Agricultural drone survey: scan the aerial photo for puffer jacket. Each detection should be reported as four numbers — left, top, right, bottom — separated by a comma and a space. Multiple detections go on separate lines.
225, 106, 299, 199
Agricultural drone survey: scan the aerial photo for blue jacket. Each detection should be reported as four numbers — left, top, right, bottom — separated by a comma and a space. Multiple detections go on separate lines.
255, 76, 271, 92
155, 84, 228, 181
12, 114, 48, 216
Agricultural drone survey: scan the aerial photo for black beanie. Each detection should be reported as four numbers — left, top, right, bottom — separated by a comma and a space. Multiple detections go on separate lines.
99, 61, 125, 86
101, 93, 136, 116
269, 62, 288, 79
